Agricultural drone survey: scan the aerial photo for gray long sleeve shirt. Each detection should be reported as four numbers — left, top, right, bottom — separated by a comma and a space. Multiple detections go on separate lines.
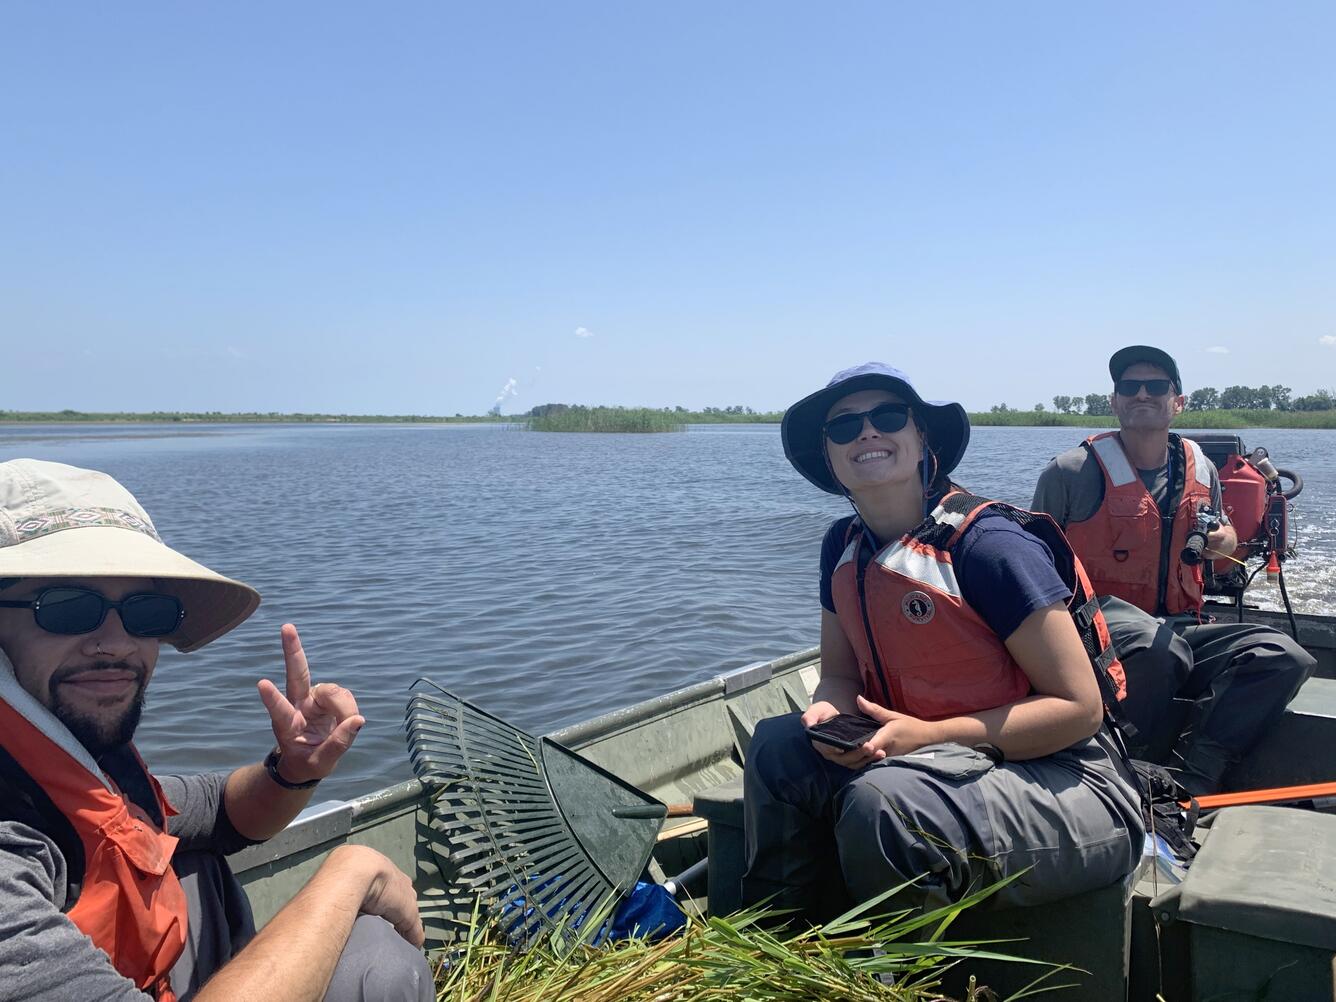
0, 768, 252, 1001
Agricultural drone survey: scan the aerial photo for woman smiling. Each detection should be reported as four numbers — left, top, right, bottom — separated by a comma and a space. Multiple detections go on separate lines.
741, 362, 1144, 921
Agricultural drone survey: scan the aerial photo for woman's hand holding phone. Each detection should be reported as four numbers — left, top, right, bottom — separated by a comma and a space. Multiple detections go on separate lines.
802, 695, 941, 768
854, 695, 939, 757
800, 700, 841, 729
801, 705, 887, 769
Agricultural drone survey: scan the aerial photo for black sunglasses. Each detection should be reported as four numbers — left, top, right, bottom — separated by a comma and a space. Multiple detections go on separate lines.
0, 587, 185, 638
1114, 378, 1174, 397
822, 402, 911, 445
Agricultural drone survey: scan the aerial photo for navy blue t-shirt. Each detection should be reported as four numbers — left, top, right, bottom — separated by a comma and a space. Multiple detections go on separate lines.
819, 510, 1072, 641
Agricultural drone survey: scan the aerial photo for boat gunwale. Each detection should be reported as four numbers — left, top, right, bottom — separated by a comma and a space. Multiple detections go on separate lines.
238, 611, 1326, 861
232, 646, 821, 869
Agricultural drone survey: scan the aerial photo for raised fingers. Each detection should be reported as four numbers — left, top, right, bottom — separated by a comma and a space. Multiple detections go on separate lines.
301, 712, 366, 766
281, 624, 311, 705
309, 681, 360, 723
257, 679, 303, 743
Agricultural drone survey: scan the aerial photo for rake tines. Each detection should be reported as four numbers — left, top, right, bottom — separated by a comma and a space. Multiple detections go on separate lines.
405, 681, 667, 942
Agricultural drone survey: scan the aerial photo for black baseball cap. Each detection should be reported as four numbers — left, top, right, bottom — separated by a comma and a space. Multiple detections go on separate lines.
1108, 345, 1182, 393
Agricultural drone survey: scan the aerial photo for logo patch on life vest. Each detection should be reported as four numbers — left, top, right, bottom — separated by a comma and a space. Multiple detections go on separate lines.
902, 591, 935, 625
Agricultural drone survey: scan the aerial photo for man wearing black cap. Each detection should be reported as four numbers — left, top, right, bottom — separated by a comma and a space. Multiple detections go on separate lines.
1031, 347, 1314, 795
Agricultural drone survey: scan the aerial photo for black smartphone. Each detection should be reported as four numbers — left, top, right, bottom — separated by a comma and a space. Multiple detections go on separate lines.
804, 713, 882, 752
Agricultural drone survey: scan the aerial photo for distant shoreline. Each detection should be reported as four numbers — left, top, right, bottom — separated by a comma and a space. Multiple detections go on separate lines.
967, 410, 1336, 429
2, 409, 1333, 429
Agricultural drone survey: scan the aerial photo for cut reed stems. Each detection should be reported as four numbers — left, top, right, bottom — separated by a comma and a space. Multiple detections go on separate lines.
432, 880, 1060, 1001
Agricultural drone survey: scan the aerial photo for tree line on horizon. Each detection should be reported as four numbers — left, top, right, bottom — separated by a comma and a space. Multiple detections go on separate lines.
989, 385, 1336, 416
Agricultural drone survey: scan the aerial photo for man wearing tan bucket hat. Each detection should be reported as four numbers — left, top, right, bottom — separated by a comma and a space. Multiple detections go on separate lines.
0, 460, 432, 1001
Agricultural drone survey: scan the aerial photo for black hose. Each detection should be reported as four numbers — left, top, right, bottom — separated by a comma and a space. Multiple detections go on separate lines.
1276, 468, 1303, 500
1276, 565, 1301, 643
1238, 564, 1267, 623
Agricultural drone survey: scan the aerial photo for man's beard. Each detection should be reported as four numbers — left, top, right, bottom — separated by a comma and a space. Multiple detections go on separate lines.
48, 661, 148, 756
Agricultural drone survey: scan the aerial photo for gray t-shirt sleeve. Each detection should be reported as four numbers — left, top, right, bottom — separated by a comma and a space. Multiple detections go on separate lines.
0, 822, 151, 1001
1031, 446, 1101, 528
1030, 458, 1070, 526
160, 771, 263, 856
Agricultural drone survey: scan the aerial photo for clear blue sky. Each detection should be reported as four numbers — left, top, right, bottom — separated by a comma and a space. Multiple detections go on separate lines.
3, 3, 1333, 414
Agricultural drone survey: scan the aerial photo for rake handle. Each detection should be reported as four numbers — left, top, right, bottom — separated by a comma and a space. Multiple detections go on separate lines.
1185, 780, 1336, 810
610, 803, 696, 819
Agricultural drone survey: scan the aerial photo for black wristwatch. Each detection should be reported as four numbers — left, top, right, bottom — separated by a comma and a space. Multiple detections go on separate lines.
264, 748, 321, 790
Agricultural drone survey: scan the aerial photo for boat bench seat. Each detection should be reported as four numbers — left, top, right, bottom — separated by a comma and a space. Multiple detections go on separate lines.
691, 778, 1136, 1002
1154, 804, 1336, 1000
691, 779, 747, 917
1225, 675, 1336, 791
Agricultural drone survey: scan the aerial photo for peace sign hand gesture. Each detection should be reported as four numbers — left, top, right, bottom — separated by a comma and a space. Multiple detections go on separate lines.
256, 624, 365, 786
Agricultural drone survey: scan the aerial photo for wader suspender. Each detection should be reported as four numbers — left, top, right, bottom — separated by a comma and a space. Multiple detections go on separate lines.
1153, 438, 1187, 616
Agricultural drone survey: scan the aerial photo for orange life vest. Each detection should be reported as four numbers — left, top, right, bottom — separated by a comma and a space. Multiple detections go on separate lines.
830, 490, 1126, 721
0, 680, 187, 1001
1064, 432, 1213, 616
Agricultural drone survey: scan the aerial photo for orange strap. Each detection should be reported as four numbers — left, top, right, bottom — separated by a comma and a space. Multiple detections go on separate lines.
1185, 781, 1336, 810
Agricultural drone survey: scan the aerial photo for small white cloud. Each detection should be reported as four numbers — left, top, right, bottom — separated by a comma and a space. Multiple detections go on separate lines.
1205, 346, 1230, 354
574, 326, 595, 338
1320, 335, 1336, 347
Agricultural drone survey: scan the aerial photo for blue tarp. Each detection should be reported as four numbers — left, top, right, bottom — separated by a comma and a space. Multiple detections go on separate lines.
499, 877, 686, 943
608, 881, 687, 941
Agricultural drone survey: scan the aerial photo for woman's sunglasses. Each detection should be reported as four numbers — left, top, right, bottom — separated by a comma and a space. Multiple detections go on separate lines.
0, 587, 185, 638
1114, 378, 1174, 397
822, 402, 911, 445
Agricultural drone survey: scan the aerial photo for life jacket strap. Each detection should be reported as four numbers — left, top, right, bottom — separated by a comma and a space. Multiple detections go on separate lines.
1071, 595, 1140, 742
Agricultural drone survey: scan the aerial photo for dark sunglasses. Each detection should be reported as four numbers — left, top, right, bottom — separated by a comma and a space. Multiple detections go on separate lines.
0, 587, 185, 638
1114, 378, 1174, 397
822, 402, 911, 445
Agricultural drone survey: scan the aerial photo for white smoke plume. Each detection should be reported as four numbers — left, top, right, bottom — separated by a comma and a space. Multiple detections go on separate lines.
487, 377, 518, 416
1205, 346, 1230, 354
574, 326, 594, 338
1320, 335, 1336, 347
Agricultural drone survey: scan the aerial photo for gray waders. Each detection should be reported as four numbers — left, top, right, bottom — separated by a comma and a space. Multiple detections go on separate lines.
1097, 596, 1315, 796
741, 714, 1144, 925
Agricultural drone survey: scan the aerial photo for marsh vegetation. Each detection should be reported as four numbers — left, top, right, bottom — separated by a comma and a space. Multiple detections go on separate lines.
430, 887, 1044, 1001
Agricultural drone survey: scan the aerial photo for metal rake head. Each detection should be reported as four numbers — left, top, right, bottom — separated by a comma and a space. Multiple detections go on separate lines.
404, 680, 666, 941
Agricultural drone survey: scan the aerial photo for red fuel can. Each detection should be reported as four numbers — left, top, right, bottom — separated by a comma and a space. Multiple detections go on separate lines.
1214, 454, 1269, 572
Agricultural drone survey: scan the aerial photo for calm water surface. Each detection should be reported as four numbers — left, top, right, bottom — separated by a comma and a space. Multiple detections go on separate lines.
3, 423, 1333, 799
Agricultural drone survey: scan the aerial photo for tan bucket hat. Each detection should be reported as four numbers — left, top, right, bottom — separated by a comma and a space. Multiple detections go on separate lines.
0, 459, 260, 652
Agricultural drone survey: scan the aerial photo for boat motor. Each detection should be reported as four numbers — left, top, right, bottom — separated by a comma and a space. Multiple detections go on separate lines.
1183, 433, 1304, 633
